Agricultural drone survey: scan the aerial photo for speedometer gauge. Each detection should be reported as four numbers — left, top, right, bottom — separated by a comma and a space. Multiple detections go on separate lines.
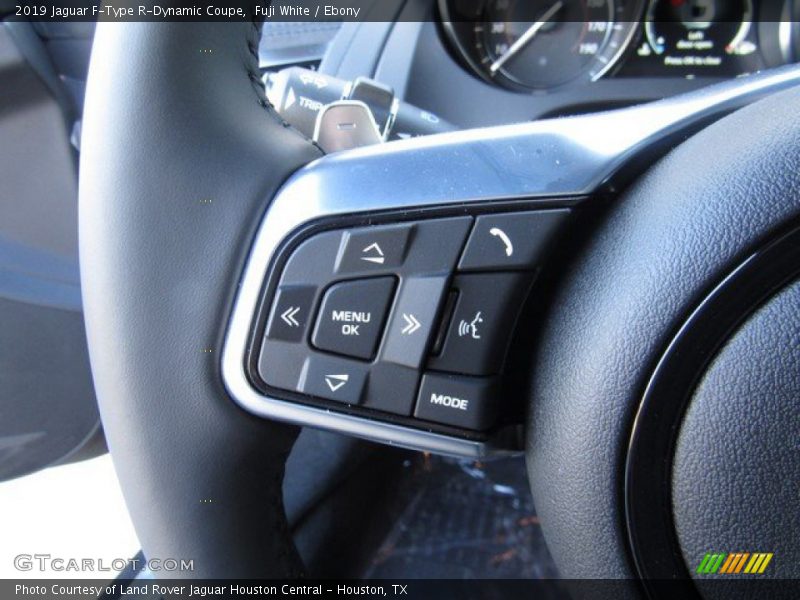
441, 0, 642, 91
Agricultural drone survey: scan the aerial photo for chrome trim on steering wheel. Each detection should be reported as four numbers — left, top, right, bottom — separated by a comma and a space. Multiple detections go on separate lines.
222, 65, 800, 458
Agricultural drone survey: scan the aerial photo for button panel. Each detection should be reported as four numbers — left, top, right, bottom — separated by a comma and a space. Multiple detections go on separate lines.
254, 209, 569, 435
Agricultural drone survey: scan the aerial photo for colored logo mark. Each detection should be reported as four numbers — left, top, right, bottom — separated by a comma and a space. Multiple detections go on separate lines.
696, 552, 773, 575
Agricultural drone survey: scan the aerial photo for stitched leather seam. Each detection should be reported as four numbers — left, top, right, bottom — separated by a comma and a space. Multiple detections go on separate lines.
237, 13, 318, 579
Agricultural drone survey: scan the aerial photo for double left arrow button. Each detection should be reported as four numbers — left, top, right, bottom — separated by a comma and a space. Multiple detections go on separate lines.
280, 306, 301, 328
266, 285, 317, 343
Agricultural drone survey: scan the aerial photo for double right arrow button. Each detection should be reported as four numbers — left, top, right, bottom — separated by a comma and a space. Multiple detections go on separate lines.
400, 313, 421, 335
380, 276, 449, 369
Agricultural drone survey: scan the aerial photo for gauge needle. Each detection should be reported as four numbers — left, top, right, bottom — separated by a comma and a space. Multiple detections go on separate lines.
489, 0, 564, 75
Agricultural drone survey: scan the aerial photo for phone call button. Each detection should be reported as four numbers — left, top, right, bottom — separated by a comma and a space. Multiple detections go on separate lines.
458, 210, 571, 271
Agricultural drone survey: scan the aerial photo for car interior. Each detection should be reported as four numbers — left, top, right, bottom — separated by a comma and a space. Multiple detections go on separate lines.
2, 0, 800, 596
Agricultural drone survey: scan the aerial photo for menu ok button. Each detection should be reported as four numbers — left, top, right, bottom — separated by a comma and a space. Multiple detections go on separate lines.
312, 277, 395, 360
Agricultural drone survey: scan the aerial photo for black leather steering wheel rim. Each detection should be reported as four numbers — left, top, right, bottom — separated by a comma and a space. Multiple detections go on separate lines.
79, 19, 800, 587
80, 21, 321, 577
527, 85, 800, 583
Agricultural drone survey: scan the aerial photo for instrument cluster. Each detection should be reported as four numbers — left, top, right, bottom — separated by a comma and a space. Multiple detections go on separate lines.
440, 0, 800, 91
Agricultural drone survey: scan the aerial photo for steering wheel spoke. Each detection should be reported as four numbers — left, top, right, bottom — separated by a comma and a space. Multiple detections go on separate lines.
223, 64, 800, 457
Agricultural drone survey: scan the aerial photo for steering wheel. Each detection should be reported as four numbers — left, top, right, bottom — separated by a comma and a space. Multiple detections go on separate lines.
79, 21, 800, 593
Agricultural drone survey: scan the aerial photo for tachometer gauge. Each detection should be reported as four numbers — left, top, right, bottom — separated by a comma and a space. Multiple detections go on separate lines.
441, 0, 642, 91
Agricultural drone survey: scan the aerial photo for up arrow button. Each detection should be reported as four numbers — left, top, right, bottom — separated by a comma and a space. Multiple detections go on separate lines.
336, 224, 411, 273
361, 242, 385, 264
